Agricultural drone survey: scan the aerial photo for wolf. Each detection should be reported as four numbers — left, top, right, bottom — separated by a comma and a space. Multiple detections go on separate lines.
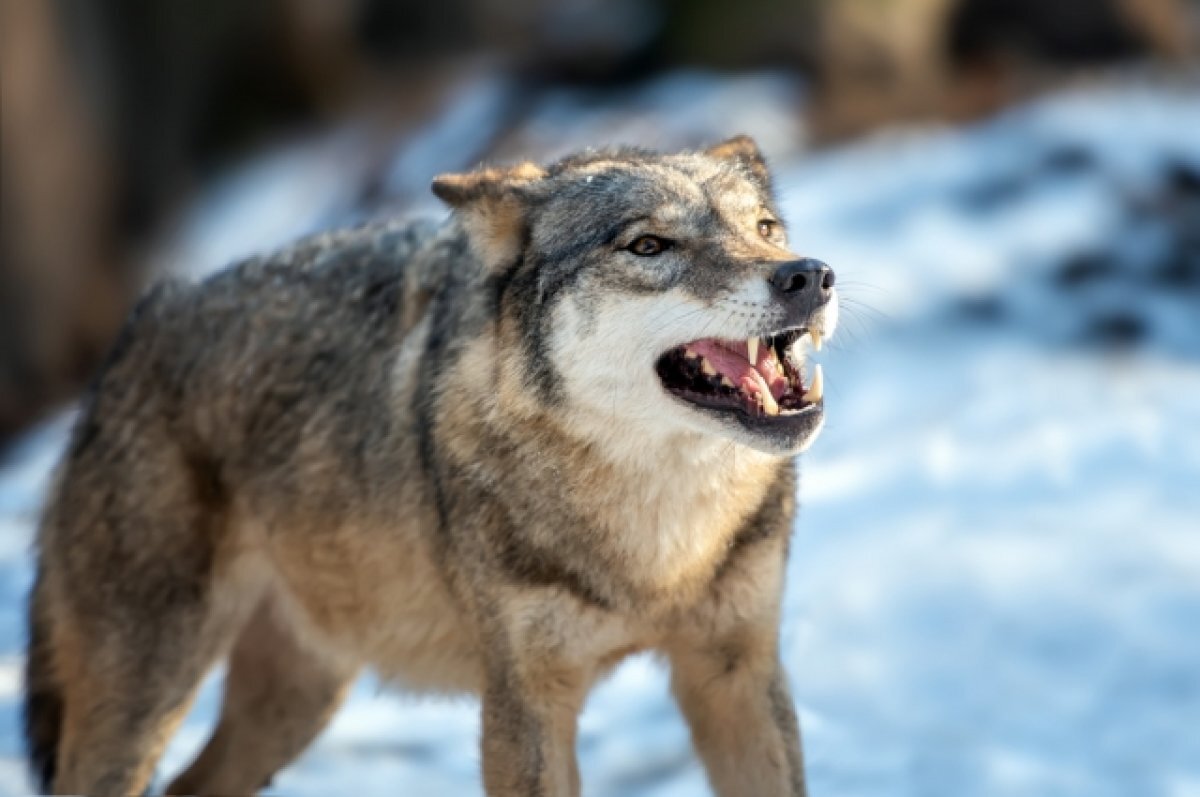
23, 135, 837, 796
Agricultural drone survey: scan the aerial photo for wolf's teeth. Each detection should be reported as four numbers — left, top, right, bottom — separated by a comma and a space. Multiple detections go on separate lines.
700, 358, 716, 376
810, 329, 823, 352
801, 364, 824, 404
684, 347, 699, 360
720, 375, 734, 388
747, 371, 778, 415
747, 337, 759, 364
763, 392, 780, 416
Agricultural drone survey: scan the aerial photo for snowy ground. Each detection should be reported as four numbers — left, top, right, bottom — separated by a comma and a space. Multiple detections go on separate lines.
1, 75, 1198, 796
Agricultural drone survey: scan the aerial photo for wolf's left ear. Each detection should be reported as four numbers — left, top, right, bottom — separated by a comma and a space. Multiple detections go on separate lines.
431, 162, 547, 271
705, 135, 771, 188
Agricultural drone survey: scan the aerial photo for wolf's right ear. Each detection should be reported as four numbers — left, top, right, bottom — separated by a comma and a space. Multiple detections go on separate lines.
704, 135, 771, 189
431, 162, 547, 271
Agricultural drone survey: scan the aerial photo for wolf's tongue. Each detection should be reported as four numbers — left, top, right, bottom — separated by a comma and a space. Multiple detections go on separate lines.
689, 340, 789, 401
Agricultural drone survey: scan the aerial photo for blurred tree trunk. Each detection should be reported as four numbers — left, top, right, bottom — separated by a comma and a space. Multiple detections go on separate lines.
811, 0, 1198, 141
1, 0, 125, 445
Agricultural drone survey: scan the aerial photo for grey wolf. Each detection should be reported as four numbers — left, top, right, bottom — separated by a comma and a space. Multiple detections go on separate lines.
24, 135, 837, 796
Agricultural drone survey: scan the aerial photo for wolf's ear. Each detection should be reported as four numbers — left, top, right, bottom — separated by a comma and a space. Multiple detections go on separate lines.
705, 135, 771, 188
430, 162, 546, 206
431, 162, 547, 271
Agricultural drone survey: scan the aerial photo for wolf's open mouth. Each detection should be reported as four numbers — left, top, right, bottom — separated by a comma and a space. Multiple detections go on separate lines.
655, 328, 824, 418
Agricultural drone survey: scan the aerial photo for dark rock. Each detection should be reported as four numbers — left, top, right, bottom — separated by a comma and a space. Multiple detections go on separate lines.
1056, 253, 1118, 289
1042, 145, 1096, 175
1085, 312, 1148, 346
1154, 249, 1200, 288
955, 295, 1006, 323
959, 175, 1027, 211
1165, 160, 1200, 199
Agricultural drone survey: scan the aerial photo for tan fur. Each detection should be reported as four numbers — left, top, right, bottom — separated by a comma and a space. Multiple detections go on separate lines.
432, 162, 548, 271
27, 139, 830, 795
167, 596, 358, 794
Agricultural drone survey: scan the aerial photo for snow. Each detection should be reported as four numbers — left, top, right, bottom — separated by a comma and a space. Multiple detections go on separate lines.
1, 76, 1197, 796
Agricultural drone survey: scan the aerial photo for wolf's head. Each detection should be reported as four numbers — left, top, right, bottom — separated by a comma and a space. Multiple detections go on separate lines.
432, 137, 837, 458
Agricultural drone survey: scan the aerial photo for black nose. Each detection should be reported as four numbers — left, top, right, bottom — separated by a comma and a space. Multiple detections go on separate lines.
770, 258, 835, 296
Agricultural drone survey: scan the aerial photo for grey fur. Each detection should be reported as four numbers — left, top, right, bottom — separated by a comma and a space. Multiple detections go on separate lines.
25, 137, 834, 796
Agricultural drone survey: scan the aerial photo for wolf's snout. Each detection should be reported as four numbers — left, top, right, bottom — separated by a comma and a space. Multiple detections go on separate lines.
770, 258, 835, 299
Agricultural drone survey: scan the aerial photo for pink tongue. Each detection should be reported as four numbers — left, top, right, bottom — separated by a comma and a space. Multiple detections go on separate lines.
689, 340, 789, 400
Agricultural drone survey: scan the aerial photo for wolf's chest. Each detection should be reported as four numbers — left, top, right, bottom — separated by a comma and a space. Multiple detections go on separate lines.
584, 454, 779, 599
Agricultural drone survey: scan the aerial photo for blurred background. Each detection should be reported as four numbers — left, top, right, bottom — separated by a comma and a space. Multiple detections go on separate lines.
1, 0, 1199, 794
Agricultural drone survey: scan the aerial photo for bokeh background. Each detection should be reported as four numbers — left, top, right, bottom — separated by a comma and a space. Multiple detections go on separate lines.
2, 1, 1199, 794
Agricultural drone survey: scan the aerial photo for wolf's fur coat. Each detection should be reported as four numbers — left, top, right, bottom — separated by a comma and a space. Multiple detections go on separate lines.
24, 137, 836, 796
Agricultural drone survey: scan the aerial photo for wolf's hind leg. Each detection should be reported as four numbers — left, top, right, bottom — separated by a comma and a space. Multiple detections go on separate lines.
166, 595, 359, 795
37, 424, 268, 795
49, 560, 249, 797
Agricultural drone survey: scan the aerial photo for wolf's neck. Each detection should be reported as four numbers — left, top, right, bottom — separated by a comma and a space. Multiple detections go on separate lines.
505, 411, 786, 597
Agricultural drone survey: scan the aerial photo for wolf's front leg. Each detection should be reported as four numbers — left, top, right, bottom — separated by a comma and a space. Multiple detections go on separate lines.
670, 638, 807, 796
478, 596, 590, 797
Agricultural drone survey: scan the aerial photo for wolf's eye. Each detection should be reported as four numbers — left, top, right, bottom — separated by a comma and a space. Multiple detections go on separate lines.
628, 235, 671, 256
758, 220, 777, 239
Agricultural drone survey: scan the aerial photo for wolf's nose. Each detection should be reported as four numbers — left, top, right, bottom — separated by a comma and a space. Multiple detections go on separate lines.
770, 258, 835, 297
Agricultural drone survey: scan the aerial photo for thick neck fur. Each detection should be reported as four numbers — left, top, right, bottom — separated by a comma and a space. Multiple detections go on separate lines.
437, 331, 784, 608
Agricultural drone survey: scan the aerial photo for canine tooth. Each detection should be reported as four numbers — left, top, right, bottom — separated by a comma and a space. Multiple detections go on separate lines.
801, 364, 824, 403
810, 329, 823, 352
747, 337, 759, 364
720, 375, 735, 388
749, 371, 778, 415
763, 392, 780, 416
700, 358, 716, 376
684, 347, 699, 360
